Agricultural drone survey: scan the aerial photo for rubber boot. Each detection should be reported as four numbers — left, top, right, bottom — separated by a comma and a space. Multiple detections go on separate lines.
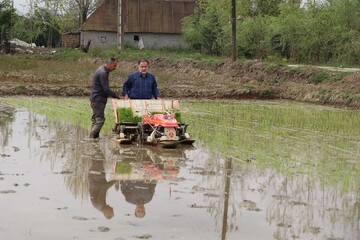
90, 118, 104, 138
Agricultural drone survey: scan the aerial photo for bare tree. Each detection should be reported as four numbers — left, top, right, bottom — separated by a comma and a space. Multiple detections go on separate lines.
73, 0, 104, 25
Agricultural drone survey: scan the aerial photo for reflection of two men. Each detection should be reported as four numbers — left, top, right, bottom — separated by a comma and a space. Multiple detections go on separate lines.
115, 157, 159, 218
95, 145, 183, 219
115, 145, 185, 218
117, 147, 187, 218
88, 142, 117, 219
121, 179, 157, 218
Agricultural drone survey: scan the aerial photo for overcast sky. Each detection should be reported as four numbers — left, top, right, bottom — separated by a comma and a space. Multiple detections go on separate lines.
13, 0, 28, 14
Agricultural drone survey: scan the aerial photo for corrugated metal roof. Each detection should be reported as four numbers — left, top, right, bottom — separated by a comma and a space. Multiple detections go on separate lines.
81, 0, 195, 33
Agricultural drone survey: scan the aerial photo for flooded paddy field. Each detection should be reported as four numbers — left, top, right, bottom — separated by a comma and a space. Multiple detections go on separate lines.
0, 97, 359, 240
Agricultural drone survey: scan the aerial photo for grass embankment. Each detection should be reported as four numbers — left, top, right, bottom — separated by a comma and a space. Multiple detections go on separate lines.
0, 48, 221, 96
0, 47, 359, 108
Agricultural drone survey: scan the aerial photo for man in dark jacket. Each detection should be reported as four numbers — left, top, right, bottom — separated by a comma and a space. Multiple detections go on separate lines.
122, 59, 159, 99
89, 57, 122, 138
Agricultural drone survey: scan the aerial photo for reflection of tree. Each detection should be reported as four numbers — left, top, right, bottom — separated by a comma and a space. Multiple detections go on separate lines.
187, 150, 241, 236
263, 166, 360, 240
32, 117, 119, 219
23, 112, 100, 200
221, 159, 232, 240
194, 146, 360, 240
33, 119, 93, 199
0, 105, 15, 149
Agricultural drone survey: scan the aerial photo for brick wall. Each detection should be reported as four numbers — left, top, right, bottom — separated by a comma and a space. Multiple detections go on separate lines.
62, 32, 80, 48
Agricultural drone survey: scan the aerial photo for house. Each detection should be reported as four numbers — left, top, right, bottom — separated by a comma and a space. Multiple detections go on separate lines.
80, 0, 196, 49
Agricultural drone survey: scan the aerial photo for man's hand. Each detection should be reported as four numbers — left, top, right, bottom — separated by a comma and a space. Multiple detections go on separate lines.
124, 94, 129, 99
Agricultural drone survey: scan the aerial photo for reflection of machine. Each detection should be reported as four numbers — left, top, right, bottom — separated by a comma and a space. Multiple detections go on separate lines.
111, 99, 195, 148
146, 147, 186, 180
109, 145, 190, 181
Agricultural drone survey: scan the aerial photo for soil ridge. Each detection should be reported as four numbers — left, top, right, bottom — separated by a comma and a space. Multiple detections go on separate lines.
1, 57, 359, 109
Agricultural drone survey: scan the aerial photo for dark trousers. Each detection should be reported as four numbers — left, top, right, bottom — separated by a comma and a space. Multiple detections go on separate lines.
90, 101, 106, 138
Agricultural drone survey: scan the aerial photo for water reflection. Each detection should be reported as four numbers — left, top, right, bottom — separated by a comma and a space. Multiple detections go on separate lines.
71, 139, 192, 219
112, 145, 194, 219
120, 179, 156, 218
60, 132, 360, 239
0, 105, 15, 148
1, 104, 360, 240
221, 159, 232, 240
87, 142, 117, 219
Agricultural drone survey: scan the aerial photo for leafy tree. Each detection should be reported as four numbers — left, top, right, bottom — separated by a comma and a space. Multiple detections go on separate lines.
10, 0, 104, 47
270, 0, 360, 64
237, 16, 272, 59
182, 4, 203, 51
182, 0, 229, 55
32, 7, 62, 47
0, 0, 16, 43
238, 0, 291, 17
11, 15, 33, 43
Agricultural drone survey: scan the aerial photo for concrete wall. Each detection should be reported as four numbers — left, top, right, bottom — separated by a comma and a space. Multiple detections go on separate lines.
81, 31, 118, 48
81, 31, 188, 50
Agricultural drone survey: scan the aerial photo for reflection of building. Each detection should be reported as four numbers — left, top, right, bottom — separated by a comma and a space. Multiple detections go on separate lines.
146, 146, 188, 179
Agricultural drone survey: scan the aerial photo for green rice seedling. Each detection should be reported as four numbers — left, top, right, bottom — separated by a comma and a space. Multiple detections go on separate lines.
181, 99, 360, 193
117, 107, 138, 122
174, 111, 182, 123
115, 162, 132, 174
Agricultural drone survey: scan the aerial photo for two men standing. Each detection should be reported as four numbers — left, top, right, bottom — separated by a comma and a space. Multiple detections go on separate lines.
89, 58, 159, 139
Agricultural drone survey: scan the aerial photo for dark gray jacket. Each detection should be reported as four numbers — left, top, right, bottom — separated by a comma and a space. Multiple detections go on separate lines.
90, 65, 119, 102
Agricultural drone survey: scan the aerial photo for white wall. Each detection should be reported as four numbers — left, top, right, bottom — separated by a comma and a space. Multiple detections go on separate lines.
81, 31, 189, 50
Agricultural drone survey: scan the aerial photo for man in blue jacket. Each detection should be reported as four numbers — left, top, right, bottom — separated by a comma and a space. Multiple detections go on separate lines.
89, 57, 122, 138
122, 59, 159, 99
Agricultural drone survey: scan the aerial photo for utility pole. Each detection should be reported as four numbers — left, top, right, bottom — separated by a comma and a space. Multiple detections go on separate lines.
231, 0, 236, 61
117, 0, 124, 50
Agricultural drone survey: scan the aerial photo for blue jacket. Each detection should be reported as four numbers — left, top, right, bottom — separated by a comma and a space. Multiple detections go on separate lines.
122, 72, 159, 99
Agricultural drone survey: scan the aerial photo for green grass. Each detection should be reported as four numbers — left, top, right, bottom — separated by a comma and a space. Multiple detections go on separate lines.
182, 99, 360, 193
0, 55, 37, 72
308, 71, 330, 84
9, 47, 225, 65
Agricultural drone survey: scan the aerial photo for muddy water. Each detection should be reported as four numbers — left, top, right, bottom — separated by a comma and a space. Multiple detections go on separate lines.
1, 102, 359, 240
